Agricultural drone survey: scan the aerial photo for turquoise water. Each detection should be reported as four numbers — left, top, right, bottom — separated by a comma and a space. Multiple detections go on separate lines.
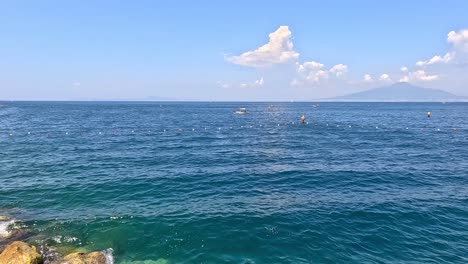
1, 102, 467, 263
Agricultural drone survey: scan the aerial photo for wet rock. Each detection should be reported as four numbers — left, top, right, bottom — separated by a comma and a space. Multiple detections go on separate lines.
0, 241, 43, 264
39, 244, 62, 264
1, 229, 32, 253
63, 251, 107, 264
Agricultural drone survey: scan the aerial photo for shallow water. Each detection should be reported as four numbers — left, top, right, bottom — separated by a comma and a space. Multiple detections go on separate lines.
1, 102, 467, 263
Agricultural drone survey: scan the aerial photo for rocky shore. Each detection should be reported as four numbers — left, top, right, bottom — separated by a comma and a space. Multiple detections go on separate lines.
0, 216, 112, 264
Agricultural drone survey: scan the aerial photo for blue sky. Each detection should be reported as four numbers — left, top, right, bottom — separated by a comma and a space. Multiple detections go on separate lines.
1, 0, 467, 100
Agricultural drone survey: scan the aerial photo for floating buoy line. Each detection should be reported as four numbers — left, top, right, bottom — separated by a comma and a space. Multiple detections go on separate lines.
1, 122, 461, 139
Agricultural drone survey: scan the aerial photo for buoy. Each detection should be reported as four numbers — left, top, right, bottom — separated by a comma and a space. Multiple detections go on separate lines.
427, 111, 431, 118
300, 115, 305, 124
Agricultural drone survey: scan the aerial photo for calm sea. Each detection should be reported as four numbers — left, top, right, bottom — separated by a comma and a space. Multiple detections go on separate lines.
1, 102, 467, 263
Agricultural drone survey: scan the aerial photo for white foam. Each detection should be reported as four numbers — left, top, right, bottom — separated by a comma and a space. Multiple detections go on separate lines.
103, 248, 114, 264
51, 235, 79, 243
0, 219, 15, 238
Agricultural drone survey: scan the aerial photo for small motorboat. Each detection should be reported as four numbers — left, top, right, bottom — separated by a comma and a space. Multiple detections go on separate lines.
234, 107, 247, 115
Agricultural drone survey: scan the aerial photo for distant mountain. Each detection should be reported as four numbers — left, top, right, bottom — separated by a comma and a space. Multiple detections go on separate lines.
326, 82, 465, 102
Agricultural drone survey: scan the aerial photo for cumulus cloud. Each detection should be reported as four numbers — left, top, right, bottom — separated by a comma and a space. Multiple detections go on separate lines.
329, 64, 348, 77
313, 70, 329, 82
447, 29, 468, 52
363, 74, 373, 82
379, 74, 391, 81
297, 61, 324, 73
227, 26, 299, 67
399, 70, 439, 82
294, 61, 350, 86
415, 28, 468, 67
400, 66, 408, 72
416, 52, 454, 67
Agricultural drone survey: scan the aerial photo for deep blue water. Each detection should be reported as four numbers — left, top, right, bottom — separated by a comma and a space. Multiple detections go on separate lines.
1, 102, 467, 263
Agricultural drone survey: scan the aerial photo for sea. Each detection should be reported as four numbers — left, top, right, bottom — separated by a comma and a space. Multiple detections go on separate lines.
0, 102, 467, 263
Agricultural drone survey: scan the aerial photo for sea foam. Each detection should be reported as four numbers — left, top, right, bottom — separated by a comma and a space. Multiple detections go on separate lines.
0, 218, 15, 238
103, 248, 115, 264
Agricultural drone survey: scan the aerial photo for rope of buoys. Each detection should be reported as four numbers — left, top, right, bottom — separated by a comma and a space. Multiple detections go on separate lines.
2, 121, 462, 139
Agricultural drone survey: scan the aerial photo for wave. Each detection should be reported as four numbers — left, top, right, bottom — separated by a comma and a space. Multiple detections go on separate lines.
103, 248, 114, 264
0, 217, 15, 238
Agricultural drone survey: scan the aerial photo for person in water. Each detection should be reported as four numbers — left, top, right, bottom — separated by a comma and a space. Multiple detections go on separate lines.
301, 115, 306, 124
427, 111, 431, 118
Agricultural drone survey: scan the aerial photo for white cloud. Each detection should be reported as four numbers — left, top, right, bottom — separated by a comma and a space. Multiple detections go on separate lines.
415, 28, 468, 67
297, 61, 324, 73
255, 77, 264, 86
329, 64, 348, 77
416, 52, 454, 67
379, 73, 391, 81
294, 61, 348, 85
399, 70, 439, 82
447, 29, 468, 52
413, 70, 439, 81
310, 70, 329, 82
227, 26, 299, 67
399, 76, 409, 83
363, 74, 373, 82
400, 66, 408, 72
241, 77, 264, 88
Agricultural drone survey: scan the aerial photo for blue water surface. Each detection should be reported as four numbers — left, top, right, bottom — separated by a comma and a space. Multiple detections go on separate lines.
0, 102, 467, 263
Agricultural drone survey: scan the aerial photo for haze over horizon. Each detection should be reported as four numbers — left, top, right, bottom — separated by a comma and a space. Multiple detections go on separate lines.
1, 1, 468, 101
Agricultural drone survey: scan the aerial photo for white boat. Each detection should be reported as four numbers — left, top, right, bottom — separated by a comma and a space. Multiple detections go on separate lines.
234, 107, 247, 115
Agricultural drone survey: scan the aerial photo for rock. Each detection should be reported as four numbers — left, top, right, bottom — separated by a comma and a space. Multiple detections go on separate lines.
0, 241, 43, 264
1, 229, 32, 253
0, 216, 11, 221
63, 251, 107, 264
